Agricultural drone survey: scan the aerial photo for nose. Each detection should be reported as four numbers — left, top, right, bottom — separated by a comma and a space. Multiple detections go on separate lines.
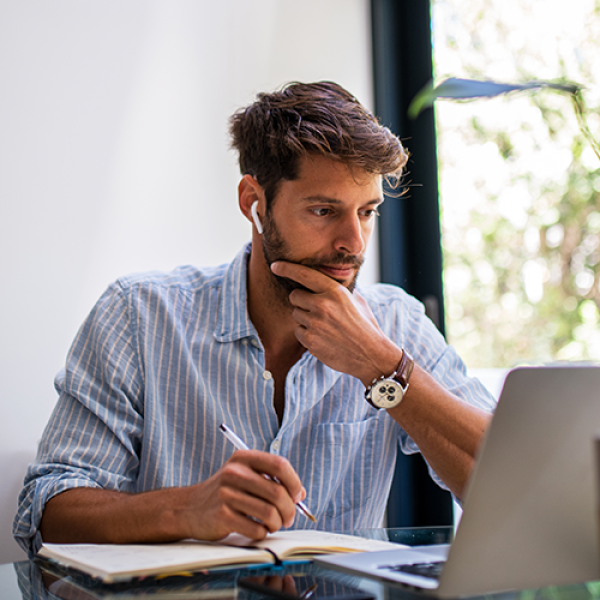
334, 214, 367, 256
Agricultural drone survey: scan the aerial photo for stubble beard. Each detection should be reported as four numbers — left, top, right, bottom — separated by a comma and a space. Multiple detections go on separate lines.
260, 210, 364, 306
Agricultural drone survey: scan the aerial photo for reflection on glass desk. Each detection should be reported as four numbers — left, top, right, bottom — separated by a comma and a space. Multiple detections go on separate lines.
3, 528, 600, 600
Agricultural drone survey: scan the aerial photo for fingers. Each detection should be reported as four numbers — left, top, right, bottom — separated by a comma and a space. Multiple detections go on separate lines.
244, 575, 298, 595
231, 450, 305, 503
217, 480, 289, 534
219, 451, 304, 532
281, 575, 299, 595
209, 493, 273, 540
271, 261, 338, 293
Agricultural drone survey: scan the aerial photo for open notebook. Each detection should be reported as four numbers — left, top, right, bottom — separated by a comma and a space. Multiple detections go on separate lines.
317, 365, 600, 597
38, 529, 402, 583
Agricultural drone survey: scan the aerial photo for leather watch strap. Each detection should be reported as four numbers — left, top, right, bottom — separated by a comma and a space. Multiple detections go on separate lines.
394, 349, 414, 389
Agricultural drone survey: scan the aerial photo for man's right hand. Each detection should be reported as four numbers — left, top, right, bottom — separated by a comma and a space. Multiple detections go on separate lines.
40, 450, 306, 544
177, 449, 306, 540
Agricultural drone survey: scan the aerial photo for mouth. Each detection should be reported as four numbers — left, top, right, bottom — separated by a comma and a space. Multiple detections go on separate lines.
316, 265, 358, 280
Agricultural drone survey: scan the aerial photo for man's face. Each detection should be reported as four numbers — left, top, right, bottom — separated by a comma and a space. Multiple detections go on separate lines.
260, 155, 383, 299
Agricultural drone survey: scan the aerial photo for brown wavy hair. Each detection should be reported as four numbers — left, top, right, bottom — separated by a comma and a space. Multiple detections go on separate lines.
229, 81, 408, 208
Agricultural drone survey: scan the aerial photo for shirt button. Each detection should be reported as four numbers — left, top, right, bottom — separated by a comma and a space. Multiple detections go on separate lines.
241, 339, 248, 346
263, 370, 272, 380
251, 338, 260, 348
272, 440, 280, 451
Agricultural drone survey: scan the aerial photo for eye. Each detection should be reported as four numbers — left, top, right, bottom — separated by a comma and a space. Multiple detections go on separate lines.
361, 208, 380, 218
311, 207, 333, 217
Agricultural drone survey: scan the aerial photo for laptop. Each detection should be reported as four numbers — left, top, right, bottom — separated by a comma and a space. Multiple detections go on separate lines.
316, 365, 600, 597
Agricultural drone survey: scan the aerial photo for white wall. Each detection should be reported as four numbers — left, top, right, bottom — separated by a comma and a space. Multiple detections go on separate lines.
0, 0, 375, 563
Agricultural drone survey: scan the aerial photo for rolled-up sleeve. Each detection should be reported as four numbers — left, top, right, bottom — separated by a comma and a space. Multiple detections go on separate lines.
13, 283, 144, 555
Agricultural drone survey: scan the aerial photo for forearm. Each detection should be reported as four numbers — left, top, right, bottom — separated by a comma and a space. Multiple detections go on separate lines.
387, 365, 492, 499
38, 450, 305, 545
270, 263, 493, 499
39, 487, 192, 544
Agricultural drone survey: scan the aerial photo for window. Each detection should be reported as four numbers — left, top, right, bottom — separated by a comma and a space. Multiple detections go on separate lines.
432, 0, 600, 370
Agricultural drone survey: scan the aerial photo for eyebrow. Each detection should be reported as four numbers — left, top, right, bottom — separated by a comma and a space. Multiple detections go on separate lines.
300, 195, 384, 206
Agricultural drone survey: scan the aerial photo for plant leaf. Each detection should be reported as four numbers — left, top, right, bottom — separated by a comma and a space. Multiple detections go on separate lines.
408, 77, 581, 119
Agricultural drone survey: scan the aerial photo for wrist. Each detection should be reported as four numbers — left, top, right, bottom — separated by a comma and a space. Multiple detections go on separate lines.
364, 349, 414, 410
126, 486, 195, 543
359, 345, 404, 388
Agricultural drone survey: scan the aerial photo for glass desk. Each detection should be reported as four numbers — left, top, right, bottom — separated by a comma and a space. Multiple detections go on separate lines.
2, 528, 600, 600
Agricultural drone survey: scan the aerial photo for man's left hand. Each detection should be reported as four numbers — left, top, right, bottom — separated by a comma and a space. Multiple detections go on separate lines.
271, 260, 493, 501
271, 261, 400, 385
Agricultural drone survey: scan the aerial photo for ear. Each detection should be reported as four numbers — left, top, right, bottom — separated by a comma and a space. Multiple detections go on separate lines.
238, 175, 265, 233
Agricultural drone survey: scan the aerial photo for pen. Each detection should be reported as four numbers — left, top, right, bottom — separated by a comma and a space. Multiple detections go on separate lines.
219, 423, 317, 523
300, 583, 319, 599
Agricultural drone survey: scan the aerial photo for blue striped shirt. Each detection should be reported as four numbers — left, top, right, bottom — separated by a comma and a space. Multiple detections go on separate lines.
14, 244, 495, 554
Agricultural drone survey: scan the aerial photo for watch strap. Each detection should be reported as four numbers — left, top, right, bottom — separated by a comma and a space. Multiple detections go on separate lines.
394, 349, 414, 389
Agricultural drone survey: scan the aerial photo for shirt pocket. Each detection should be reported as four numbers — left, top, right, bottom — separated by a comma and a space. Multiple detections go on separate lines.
305, 414, 395, 522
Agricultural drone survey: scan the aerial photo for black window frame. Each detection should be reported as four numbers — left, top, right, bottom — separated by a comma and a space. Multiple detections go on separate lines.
371, 0, 454, 527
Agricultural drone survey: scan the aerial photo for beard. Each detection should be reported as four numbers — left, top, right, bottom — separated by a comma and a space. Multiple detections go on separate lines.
261, 210, 364, 300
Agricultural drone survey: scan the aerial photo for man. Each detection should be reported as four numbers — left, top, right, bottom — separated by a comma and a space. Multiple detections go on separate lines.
14, 82, 495, 554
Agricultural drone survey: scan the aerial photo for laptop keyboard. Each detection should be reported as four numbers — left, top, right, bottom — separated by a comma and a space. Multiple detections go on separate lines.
378, 561, 445, 580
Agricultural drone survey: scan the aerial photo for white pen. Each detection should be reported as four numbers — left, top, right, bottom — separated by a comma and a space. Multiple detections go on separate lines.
219, 423, 316, 523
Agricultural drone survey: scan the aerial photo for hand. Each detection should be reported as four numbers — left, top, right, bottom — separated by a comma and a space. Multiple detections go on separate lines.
181, 450, 306, 541
271, 261, 401, 385
243, 575, 299, 596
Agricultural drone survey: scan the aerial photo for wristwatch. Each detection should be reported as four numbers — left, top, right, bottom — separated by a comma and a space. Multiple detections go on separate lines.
365, 350, 414, 409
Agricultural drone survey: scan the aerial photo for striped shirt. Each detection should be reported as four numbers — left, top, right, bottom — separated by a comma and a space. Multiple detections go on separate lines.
14, 244, 495, 554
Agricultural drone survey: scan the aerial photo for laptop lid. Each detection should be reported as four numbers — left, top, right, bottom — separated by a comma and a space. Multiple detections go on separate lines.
439, 364, 600, 596
317, 365, 600, 597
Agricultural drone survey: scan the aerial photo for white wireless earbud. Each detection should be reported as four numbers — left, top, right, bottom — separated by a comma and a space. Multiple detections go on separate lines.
250, 201, 264, 234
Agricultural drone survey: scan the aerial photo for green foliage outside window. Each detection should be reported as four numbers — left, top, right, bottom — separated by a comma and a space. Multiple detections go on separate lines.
431, 0, 600, 367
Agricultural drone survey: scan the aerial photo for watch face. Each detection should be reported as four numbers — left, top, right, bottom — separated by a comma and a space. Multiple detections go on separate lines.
371, 378, 404, 408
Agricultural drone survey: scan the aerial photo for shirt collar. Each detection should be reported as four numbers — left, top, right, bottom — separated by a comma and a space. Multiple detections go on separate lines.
214, 243, 257, 343
213, 242, 344, 397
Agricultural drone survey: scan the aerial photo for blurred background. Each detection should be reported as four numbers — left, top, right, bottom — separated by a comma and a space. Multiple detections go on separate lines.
434, 0, 600, 367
